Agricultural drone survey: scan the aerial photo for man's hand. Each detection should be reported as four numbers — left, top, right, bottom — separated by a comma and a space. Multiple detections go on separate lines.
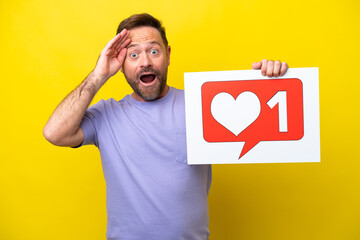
43, 30, 131, 147
252, 59, 288, 77
93, 29, 131, 82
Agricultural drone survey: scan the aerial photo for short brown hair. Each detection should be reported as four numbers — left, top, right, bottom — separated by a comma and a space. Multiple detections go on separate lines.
117, 13, 168, 47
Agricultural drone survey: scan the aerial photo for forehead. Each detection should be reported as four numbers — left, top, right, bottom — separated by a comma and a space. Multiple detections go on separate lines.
128, 26, 164, 47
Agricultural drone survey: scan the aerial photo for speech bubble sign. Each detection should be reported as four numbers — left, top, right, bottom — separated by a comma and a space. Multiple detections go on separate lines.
201, 78, 304, 159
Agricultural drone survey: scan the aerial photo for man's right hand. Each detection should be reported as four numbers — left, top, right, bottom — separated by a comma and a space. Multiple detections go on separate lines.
93, 29, 131, 83
43, 29, 131, 147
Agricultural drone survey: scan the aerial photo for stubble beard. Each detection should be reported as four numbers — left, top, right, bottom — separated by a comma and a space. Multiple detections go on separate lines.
124, 66, 168, 101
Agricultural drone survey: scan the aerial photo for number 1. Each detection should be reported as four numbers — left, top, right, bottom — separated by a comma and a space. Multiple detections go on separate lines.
267, 91, 288, 132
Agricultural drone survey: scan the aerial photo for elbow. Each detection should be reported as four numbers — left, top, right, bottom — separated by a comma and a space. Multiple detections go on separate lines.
43, 125, 62, 146
43, 124, 83, 147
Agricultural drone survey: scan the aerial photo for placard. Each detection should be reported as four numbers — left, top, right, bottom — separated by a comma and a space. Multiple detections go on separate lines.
184, 68, 320, 164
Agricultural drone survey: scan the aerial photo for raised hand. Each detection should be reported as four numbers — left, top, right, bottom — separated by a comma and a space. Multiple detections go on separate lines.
252, 59, 288, 77
93, 29, 131, 82
43, 29, 131, 147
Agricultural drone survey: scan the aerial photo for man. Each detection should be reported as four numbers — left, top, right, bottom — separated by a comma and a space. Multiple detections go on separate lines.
43, 13, 288, 240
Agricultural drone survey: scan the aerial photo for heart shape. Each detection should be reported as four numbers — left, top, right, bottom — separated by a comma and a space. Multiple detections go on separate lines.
210, 91, 261, 136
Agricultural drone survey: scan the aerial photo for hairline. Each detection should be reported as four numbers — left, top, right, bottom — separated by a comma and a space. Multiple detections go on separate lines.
117, 13, 168, 47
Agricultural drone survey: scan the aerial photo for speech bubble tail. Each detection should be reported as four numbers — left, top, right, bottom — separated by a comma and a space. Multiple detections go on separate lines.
239, 141, 260, 159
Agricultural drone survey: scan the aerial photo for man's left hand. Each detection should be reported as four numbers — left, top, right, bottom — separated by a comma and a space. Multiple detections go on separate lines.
252, 59, 288, 77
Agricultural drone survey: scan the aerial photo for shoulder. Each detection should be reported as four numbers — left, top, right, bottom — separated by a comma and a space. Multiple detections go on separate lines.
86, 98, 128, 118
167, 87, 185, 113
171, 87, 184, 94
170, 87, 184, 100
88, 98, 115, 110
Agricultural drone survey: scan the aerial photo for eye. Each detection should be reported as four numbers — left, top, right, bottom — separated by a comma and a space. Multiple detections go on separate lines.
130, 52, 138, 58
150, 49, 158, 55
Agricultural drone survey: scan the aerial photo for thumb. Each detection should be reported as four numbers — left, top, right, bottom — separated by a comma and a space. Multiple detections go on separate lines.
251, 61, 262, 70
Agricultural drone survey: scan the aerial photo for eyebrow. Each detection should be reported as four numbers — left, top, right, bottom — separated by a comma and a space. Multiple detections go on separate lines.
127, 41, 162, 49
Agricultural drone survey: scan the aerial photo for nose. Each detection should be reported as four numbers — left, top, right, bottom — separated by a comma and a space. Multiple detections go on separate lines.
140, 52, 152, 68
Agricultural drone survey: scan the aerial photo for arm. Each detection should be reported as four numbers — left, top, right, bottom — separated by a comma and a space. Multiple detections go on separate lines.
43, 29, 131, 147
252, 59, 288, 77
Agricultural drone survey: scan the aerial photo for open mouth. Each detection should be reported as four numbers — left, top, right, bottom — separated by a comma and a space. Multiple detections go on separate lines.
140, 74, 156, 84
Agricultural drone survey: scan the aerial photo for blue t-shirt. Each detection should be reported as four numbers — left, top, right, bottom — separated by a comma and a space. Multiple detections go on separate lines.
80, 87, 212, 240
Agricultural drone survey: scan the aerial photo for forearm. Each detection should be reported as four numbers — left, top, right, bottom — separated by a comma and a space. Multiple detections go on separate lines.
44, 30, 130, 146
43, 71, 106, 146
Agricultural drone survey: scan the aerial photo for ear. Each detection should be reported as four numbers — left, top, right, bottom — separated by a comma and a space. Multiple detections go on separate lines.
166, 45, 171, 66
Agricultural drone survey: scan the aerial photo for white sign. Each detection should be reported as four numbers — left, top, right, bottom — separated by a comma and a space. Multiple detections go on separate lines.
184, 68, 320, 164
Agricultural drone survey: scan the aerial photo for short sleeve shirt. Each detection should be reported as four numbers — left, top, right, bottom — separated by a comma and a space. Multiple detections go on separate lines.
80, 87, 212, 240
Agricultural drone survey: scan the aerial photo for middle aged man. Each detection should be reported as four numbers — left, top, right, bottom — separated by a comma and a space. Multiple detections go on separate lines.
44, 13, 288, 240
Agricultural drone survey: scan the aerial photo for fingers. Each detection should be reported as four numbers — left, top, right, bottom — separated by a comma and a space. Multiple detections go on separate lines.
103, 29, 130, 56
115, 38, 131, 55
103, 29, 126, 51
273, 60, 281, 77
114, 30, 131, 51
261, 59, 268, 76
93, 29, 132, 79
251, 61, 262, 70
114, 35, 131, 67
266, 60, 274, 77
253, 59, 289, 77
117, 47, 128, 66
279, 62, 288, 76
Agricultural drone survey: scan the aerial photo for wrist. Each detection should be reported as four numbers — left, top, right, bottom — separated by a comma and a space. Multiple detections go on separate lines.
89, 71, 109, 89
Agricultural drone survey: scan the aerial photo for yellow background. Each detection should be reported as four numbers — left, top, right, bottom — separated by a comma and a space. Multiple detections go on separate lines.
1, 0, 359, 239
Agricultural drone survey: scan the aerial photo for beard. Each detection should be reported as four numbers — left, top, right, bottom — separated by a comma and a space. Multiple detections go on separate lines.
124, 66, 168, 101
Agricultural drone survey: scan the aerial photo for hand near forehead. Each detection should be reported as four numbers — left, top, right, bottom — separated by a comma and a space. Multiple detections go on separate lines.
93, 29, 131, 82
252, 59, 288, 77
